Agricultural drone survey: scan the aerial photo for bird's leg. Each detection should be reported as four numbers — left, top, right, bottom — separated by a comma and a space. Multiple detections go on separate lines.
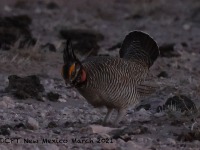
114, 109, 126, 125
103, 108, 113, 124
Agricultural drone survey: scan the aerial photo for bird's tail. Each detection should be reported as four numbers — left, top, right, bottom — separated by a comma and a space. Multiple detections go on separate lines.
119, 31, 159, 68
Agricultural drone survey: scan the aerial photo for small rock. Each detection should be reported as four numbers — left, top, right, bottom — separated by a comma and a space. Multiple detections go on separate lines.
117, 138, 125, 145
102, 141, 116, 150
58, 98, 66, 102
4, 5, 12, 12
15, 103, 25, 110
157, 71, 168, 78
91, 115, 100, 122
193, 140, 200, 144
47, 121, 57, 128
53, 129, 61, 134
111, 125, 149, 140
154, 112, 165, 117
72, 91, 77, 98
68, 127, 74, 131
0, 96, 15, 108
61, 107, 72, 115
0, 15, 35, 50
5, 75, 44, 100
133, 108, 151, 122
14, 123, 26, 129
167, 138, 176, 145
26, 117, 39, 130
183, 24, 191, 30
126, 141, 143, 150
47, 92, 60, 102
40, 112, 46, 118
0, 124, 12, 136
159, 43, 180, 57
35, 8, 42, 14
89, 125, 119, 134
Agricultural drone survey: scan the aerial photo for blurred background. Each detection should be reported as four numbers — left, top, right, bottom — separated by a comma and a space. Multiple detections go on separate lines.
0, 0, 200, 88
0, 0, 200, 72
0, 0, 200, 65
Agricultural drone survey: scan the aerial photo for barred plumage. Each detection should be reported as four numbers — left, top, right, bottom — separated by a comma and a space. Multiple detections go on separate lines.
62, 31, 159, 125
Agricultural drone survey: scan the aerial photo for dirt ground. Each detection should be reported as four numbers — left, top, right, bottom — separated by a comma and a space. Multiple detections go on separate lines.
0, 0, 200, 150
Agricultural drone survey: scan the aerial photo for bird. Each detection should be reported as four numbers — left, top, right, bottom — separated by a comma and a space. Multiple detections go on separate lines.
62, 31, 159, 125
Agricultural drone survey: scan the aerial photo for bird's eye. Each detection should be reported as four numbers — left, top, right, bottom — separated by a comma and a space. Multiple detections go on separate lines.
71, 70, 76, 77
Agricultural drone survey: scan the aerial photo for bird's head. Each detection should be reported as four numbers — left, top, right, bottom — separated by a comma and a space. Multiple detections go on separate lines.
62, 40, 87, 87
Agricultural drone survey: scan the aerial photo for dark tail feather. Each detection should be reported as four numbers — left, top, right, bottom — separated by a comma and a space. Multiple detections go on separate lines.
119, 31, 159, 68
63, 39, 79, 64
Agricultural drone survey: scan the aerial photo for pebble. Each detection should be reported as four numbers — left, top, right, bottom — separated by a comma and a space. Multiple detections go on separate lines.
132, 108, 151, 122
40, 112, 46, 118
43, 80, 49, 85
0, 96, 15, 108
72, 91, 77, 98
4, 5, 12, 12
58, 98, 66, 102
68, 127, 74, 131
154, 112, 165, 117
102, 141, 116, 150
91, 115, 100, 121
126, 141, 143, 150
26, 117, 39, 130
60, 107, 72, 115
183, 24, 191, 30
35, 8, 42, 14
89, 125, 120, 134
47, 121, 57, 128
137, 137, 145, 143
26, 104, 34, 111
15, 103, 25, 110
117, 138, 125, 145
193, 140, 200, 145
167, 138, 176, 145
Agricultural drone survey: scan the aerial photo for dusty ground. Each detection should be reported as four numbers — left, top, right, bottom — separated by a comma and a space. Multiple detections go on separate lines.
0, 0, 200, 149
